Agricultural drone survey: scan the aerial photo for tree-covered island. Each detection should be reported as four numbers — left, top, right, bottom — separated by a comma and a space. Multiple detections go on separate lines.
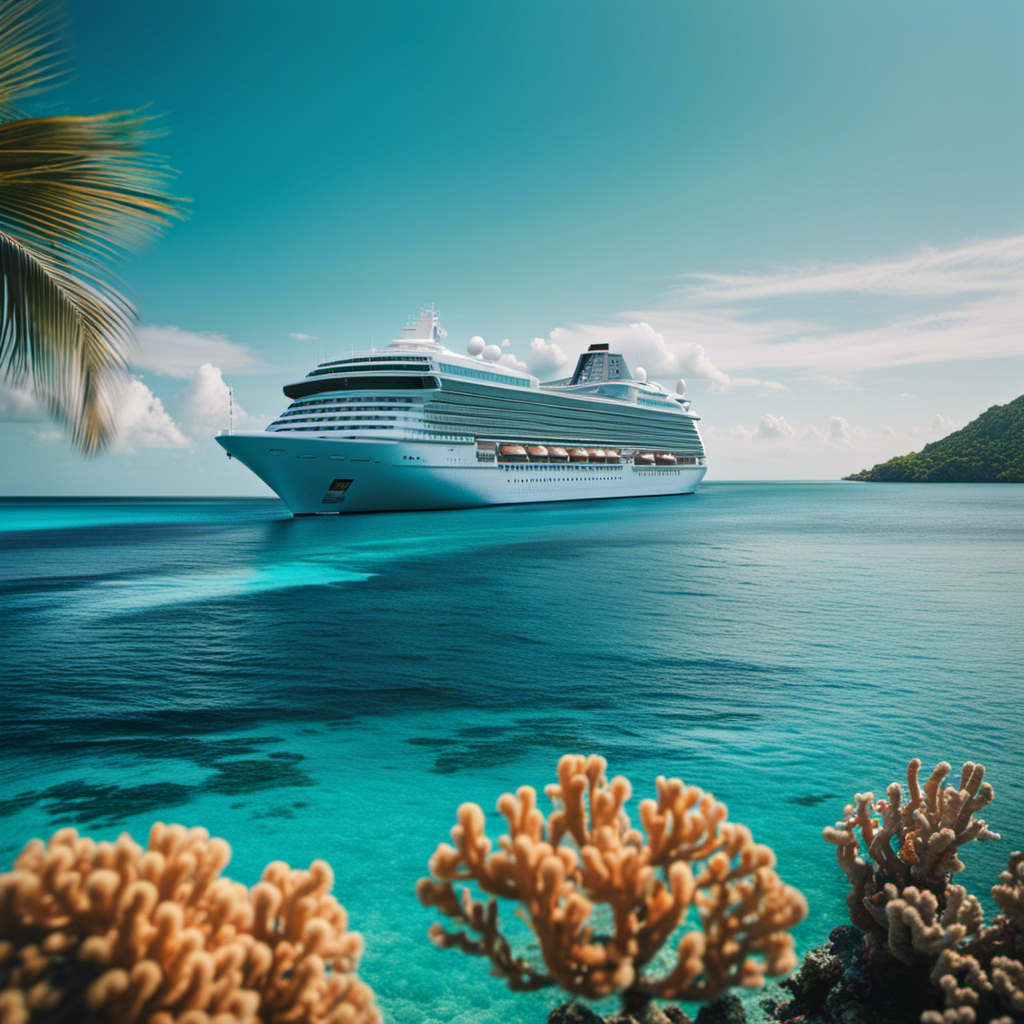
843, 394, 1024, 482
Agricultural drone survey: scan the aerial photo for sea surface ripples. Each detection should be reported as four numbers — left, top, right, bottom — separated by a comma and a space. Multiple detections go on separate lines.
1, 483, 1022, 1023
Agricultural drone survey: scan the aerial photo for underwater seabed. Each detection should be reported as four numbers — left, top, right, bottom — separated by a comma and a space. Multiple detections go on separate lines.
0, 483, 1022, 1022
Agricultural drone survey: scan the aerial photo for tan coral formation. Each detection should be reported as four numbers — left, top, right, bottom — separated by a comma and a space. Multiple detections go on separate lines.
417, 754, 807, 1011
822, 760, 1024, 1024
823, 759, 1000, 934
0, 824, 380, 1024
993, 854, 1024, 928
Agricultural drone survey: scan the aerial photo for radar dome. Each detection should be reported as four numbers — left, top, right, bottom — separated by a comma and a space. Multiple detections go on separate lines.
676, 379, 687, 396
634, 366, 647, 382
483, 345, 502, 362
467, 336, 485, 356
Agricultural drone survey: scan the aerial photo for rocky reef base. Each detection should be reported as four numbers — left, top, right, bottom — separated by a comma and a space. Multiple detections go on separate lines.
548, 992, 747, 1024
548, 924, 945, 1024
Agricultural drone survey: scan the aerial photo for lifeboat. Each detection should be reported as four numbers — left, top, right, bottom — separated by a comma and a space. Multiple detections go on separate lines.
526, 445, 549, 462
498, 443, 528, 462
655, 453, 678, 465
568, 447, 589, 463
547, 446, 569, 462
634, 452, 655, 466
604, 448, 622, 462
587, 448, 606, 462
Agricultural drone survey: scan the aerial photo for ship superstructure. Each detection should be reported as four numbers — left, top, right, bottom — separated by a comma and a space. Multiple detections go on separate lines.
217, 307, 707, 513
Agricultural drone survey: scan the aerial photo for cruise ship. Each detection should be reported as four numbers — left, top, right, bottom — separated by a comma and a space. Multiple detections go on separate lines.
217, 307, 707, 514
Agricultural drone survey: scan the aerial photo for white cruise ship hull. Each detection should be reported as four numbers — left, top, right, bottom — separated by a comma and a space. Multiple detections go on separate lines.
217, 433, 707, 515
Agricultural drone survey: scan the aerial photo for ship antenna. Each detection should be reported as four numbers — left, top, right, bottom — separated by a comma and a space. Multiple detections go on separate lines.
229, 385, 234, 435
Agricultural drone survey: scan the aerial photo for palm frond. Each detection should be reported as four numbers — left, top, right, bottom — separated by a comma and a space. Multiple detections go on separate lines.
0, 227, 133, 452
0, 111, 185, 263
0, 0, 67, 119
0, 0, 188, 453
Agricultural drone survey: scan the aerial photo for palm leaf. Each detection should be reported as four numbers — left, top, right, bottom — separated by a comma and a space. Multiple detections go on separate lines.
0, 0, 187, 453
0, 0, 67, 118
0, 227, 134, 453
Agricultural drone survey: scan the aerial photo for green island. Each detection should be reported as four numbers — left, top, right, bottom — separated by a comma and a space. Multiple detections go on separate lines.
843, 394, 1024, 482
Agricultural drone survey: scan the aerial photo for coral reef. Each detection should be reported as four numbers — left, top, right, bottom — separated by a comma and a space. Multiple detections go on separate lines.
769, 758, 1023, 1024
417, 754, 807, 1019
0, 823, 379, 1024
823, 759, 1000, 934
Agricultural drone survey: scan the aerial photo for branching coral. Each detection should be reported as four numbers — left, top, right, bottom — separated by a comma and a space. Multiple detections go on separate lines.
819, 758, 1024, 1024
993, 855, 1024, 929
417, 754, 807, 1016
0, 823, 380, 1024
823, 759, 1000, 935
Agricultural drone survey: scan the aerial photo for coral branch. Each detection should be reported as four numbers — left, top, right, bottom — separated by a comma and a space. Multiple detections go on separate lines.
0, 824, 379, 1024
418, 754, 806, 1013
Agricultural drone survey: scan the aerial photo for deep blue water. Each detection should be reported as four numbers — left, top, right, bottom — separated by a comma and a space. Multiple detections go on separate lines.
1, 483, 1022, 1023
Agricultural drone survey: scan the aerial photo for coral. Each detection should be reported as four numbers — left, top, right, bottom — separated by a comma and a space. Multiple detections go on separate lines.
417, 754, 807, 1016
883, 884, 984, 964
993, 855, 1024, 929
804, 760, 1024, 1024
823, 759, 1000, 934
0, 823, 379, 1024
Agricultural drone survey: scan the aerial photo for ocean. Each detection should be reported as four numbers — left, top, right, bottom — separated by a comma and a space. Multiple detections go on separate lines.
1, 482, 1022, 1023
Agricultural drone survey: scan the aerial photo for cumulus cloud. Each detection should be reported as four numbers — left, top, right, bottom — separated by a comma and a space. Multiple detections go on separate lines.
111, 378, 190, 453
829, 415, 850, 440
525, 321, 783, 391
175, 362, 261, 436
756, 413, 796, 439
498, 352, 528, 372
529, 336, 570, 378
133, 325, 269, 378
931, 413, 956, 436
501, 339, 510, 348
0, 385, 42, 421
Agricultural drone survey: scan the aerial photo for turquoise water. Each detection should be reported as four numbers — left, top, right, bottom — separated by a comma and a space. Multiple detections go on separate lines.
1, 483, 1022, 1022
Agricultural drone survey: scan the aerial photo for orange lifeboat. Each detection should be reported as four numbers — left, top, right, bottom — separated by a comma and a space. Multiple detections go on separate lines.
526, 445, 549, 462
604, 448, 622, 462
634, 452, 655, 466
655, 453, 678, 465
568, 447, 589, 463
547, 446, 569, 462
498, 444, 528, 462
588, 448, 606, 462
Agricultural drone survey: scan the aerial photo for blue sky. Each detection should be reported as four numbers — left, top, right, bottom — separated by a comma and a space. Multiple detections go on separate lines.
2, 0, 1023, 490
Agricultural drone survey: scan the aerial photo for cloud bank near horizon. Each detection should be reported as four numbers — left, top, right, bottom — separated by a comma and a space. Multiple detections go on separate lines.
517, 234, 1024, 390
631, 234, 1024, 380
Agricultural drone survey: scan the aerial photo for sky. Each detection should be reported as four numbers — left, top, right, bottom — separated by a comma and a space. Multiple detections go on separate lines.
2, 0, 1023, 492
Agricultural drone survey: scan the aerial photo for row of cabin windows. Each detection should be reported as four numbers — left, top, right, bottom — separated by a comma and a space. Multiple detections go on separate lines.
288, 396, 415, 409
315, 355, 431, 370
437, 363, 532, 388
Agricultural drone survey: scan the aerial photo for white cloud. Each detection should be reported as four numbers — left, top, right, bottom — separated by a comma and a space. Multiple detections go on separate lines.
290, 332, 315, 341
498, 352, 528, 372
931, 413, 956, 436
31, 428, 64, 443
634, 234, 1024, 377
133, 325, 269, 378
0, 385, 42, 421
529, 336, 570, 378
111, 378, 190, 452
830, 415, 850, 440
526, 321, 783, 391
501, 339, 511, 348
176, 363, 262, 436
756, 413, 796, 439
